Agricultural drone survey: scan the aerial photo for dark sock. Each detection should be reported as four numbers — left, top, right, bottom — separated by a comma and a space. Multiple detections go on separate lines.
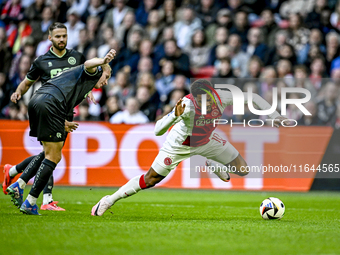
16, 155, 37, 173
29, 159, 56, 198
20, 152, 45, 183
43, 174, 54, 194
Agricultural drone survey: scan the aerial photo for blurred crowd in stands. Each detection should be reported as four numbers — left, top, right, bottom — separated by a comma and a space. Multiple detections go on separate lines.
1, 0, 340, 127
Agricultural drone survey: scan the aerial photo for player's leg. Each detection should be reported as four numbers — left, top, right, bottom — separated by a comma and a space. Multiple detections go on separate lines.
20, 141, 63, 215
6, 151, 45, 207
92, 149, 186, 216
2, 155, 37, 195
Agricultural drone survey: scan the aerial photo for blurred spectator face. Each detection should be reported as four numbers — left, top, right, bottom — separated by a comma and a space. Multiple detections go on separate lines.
248, 28, 261, 46
248, 59, 261, 77
138, 72, 154, 87
173, 75, 187, 89
310, 59, 324, 75
103, 28, 114, 43
116, 71, 128, 88
289, 14, 301, 30
138, 57, 153, 72
331, 69, 340, 83
114, 0, 125, 9
144, 0, 157, 10
183, 8, 194, 23
261, 67, 276, 84
192, 30, 205, 47
235, 12, 247, 29
309, 29, 322, 45
79, 104, 90, 119
279, 44, 294, 59
162, 27, 174, 41
308, 45, 322, 59
123, 12, 135, 28
148, 10, 160, 26
316, 0, 326, 9
79, 29, 88, 44
217, 12, 231, 26
162, 61, 174, 76
129, 30, 142, 49
42, 6, 53, 21
139, 40, 153, 56
67, 13, 79, 26
324, 82, 338, 101
165, 40, 177, 56
228, 34, 241, 50
228, 0, 242, 9
87, 16, 100, 32
219, 60, 231, 75
321, 9, 331, 25
36, 0, 44, 6
136, 86, 151, 104
91, 0, 102, 8
275, 32, 287, 47
0, 73, 6, 88
126, 98, 140, 114
23, 44, 35, 58
8, 104, 19, 120
201, 0, 214, 8
216, 45, 230, 59
326, 33, 339, 48
86, 47, 97, 59
0, 27, 6, 43
19, 55, 31, 73
215, 27, 228, 44
277, 60, 291, 76
294, 68, 307, 79
170, 89, 185, 105
164, 0, 175, 11
106, 96, 120, 113
261, 10, 274, 26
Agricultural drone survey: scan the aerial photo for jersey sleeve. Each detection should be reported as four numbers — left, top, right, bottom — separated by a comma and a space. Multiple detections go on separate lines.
154, 108, 181, 136
26, 59, 42, 82
80, 54, 86, 64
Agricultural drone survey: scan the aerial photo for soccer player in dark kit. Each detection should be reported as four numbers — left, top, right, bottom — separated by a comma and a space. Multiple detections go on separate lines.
6, 49, 116, 215
2, 22, 95, 211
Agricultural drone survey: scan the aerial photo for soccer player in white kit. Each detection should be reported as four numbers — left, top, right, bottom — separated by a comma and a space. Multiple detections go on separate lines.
92, 79, 286, 216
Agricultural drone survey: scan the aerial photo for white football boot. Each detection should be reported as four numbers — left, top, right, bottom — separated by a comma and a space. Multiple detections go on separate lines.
205, 160, 230, 182
91, 195, 112, 216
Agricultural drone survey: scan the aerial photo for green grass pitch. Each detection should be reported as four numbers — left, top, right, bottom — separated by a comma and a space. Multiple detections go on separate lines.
1, 187, 339, 255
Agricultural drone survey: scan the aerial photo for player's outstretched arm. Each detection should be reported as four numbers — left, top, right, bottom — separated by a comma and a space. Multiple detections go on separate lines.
154, 99, 186, 136
11, 78, 34, 103
84, 49, 116, 73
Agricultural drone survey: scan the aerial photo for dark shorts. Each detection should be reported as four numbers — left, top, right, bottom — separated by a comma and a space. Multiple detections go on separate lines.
28, 93, 66, 142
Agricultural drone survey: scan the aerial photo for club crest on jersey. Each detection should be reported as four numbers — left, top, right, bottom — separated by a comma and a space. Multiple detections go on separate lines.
164, 157, 172, 166
68, 57, 76, 65
211, 109, 219, 117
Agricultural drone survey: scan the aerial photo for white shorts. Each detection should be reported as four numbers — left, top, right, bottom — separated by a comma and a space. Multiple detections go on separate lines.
151, 133, 239, 176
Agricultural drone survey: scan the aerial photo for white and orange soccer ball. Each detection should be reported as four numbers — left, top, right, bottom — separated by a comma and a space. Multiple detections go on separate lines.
260, 197, 285, 220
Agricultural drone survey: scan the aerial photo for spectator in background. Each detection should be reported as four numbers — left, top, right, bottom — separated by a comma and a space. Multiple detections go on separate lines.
195, 0, 219, 28
286, 13, 310, 54
265, 29, 288, 65
259, 8, 280, 48
64, 8, 85, 49
317, 82, 338, 126
107, 38, 126, 76
243, 27, 268, 63
298, 28, 326, 65
173, 6, 202, 49
309, 57, 327, 91
74, 100, 100, 121
330, 1, 340, 30
156, 60, 176, 100
135, 0, 158, 27
205, 9, 232, 47
107, 69, 134, 103
0, 73, 14, 118
74, 29, 92, 58
1, 0, 24, 25
136, 86, 158, 121
319, 7, 338, 36
294, 65, 318, 99
171, 74, 189, 92
276, 59, 294, 84
110, 97, 149, 124
154, 26, 175, 61
103, 0, 133, 30
86, 16, 101, 48
136, 71, 161, 110
258, 66, 277, 97
100, 95, 121, 121
326, 32, 340, 75
229, 11, 249, 44
97, 27, 114, 57
297, 101, 321, 126
130, 56, 153, 84
207, 26, 229, 66
51, 0, 68, 23
246, 56, 263, 79
0, 27, 13, 75
163, 39, 191, 77
10, 54, 31, 89
145, 10, 164, 45
24, 0, 45, 22
305, 0, 327, 29
213, 57, 236, 85
183, 29, 211, 70
30, 6, 54, 44
228, 33, 249, 77
115, 12, 143, 49
81, 0, 107, 24
226, 0, 245, 13
69, 0, 90, 17
159, 0, 177, 26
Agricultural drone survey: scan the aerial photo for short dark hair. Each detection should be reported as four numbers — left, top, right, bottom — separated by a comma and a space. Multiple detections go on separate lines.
190, 79, 213, 97
48, 22, 67, 34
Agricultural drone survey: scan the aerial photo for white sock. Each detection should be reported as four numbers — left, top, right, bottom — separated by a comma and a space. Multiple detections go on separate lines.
17, 178, 26, 189
108, 174, 146, 205
9, 166, 18, 177
27, 194, 37, 206
43, 193, 53, 205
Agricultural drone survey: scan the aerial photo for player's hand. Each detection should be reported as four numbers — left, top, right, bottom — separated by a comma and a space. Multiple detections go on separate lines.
65, 121, 79, 133
103, 49, 116, 64
87, 91, 96, 105
175, 99, 186, 117
273, 116, 292, 128
11, 92, 21, 103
